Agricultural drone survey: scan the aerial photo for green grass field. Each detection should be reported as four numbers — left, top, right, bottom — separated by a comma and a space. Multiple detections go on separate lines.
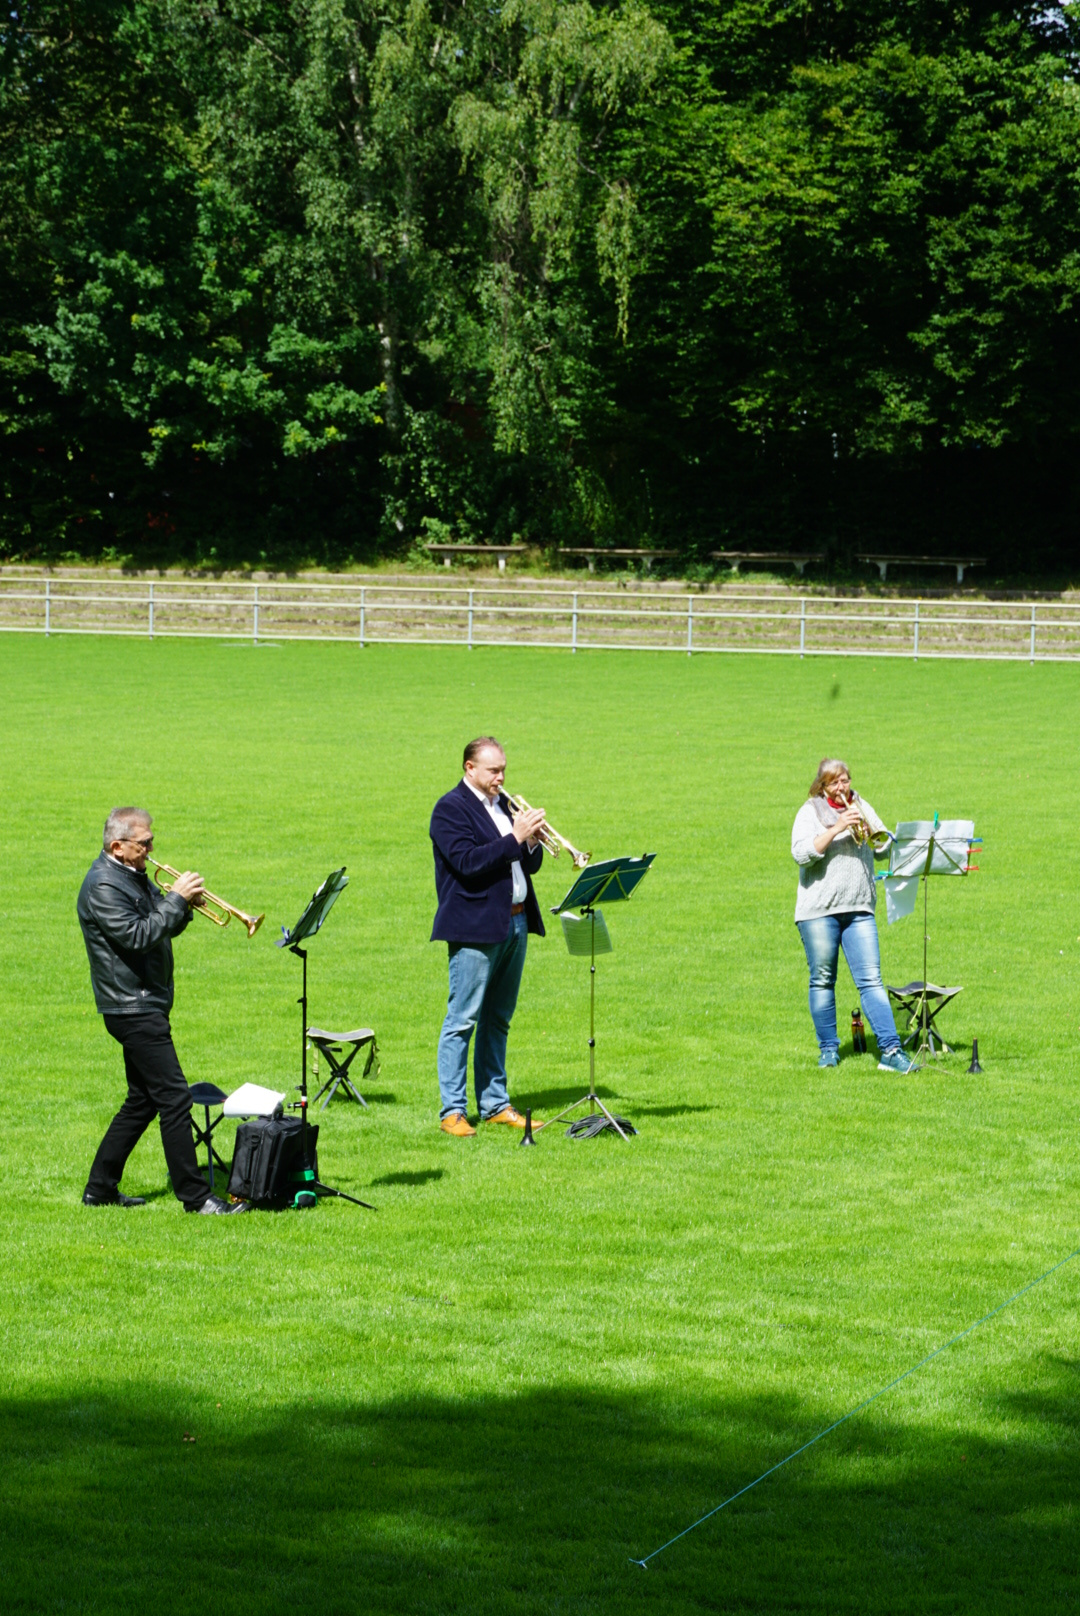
2, 636, 1078, 1615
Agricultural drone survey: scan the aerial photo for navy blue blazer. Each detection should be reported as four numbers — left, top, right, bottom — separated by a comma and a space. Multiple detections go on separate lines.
430, 780, 545, 944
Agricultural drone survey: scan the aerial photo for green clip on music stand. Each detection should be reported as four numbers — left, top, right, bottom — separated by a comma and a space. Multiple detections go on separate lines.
540, 854, 656, 1141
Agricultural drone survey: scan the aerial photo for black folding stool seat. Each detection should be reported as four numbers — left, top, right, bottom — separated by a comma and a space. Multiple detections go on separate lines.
188, 1082, 230, 1189
306, 1027, 380, 1109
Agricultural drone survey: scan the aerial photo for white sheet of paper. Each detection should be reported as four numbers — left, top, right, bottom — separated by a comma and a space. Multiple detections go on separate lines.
561, 909, 613, 956
889, 820, 975, 878
223, 1082, 287, 1118
884, 875, 920, 924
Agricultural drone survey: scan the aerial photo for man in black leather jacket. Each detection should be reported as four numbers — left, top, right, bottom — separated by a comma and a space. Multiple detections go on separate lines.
78, 807, 249, 1214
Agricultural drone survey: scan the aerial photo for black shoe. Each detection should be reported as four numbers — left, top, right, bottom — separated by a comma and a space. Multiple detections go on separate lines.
82, 1190, 147, 1207
186, 1194, 251, 1215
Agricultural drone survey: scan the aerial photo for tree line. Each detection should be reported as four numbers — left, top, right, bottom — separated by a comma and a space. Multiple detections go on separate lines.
4, 0, 1080, 570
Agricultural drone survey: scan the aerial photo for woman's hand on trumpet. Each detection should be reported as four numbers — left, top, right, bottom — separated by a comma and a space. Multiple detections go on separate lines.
170, 870, 206, 905
812, 805, 863, 854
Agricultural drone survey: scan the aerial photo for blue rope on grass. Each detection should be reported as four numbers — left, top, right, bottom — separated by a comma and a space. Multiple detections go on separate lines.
630, 1244, 1080, 1569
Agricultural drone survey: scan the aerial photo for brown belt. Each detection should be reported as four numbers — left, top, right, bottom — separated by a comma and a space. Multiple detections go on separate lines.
510, 902, 525, 916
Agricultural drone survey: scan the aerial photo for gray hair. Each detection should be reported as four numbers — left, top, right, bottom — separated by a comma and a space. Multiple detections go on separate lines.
103, 807, 152, 850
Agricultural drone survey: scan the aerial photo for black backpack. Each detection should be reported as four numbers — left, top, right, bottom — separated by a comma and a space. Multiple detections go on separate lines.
226, 1117, 319, 1206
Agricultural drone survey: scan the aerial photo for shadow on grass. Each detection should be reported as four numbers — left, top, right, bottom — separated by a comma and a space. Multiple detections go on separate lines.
3, 1368, 1078, 1615
514, 1084, 617, 1110
370, 1168, 445, 1188
633, 1103, 716, 1119
320, 1090, 398, 1106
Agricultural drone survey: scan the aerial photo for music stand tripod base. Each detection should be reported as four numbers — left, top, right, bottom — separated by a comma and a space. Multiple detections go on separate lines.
287, 1157, 374, 1211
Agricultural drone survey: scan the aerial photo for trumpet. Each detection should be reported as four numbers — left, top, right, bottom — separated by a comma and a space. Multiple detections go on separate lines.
148, 858, 265, 939
843, 792, 892, 852
504, 792, 591, 869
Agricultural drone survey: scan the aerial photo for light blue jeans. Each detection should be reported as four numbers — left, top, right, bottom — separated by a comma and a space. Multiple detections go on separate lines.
796, 910, 902, 1058
437, 912, 528, 1119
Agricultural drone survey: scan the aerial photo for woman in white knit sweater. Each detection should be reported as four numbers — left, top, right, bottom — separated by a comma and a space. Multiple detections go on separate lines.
791, 758, 916, 1073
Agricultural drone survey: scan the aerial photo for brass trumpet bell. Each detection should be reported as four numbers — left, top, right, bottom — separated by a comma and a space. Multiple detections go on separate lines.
505, 792, 591, 869
852, 824, 892, 852
148, 858, 265, 938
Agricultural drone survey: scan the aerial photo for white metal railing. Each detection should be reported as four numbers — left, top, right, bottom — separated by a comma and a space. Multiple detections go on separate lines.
2, 575, 1080, 660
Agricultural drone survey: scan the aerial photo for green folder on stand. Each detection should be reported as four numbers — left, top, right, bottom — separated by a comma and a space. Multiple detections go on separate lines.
552, 853, 656, 916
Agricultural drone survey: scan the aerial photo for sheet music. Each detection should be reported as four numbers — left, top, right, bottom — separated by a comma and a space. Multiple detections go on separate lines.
889, 820, 975, 878
561, 909, 613, 956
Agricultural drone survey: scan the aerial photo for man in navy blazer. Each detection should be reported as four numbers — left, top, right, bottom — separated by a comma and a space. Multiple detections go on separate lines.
430, 737, 546, 1134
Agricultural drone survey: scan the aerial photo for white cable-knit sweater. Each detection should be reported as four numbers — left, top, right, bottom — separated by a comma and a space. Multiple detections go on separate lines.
791, 798, 890, 921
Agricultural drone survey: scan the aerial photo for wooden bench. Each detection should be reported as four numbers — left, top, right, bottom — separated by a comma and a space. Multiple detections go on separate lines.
426, 544, 527, 571
857, 554, 985, 585
710, 551, 825, 576
557, 547, 679, 572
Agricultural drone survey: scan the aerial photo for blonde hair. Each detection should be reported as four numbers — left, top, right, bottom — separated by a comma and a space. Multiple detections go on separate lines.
808, 758, 850, 799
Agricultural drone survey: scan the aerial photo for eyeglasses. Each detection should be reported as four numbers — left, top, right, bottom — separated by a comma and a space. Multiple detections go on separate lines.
127, 835, 154, 849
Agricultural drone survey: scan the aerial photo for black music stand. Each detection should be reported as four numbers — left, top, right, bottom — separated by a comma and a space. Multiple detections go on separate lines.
276, 869, 374, 1209
540, 854, 656, 1141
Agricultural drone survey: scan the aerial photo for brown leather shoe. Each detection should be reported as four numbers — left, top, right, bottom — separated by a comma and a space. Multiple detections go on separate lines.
484, 1106, 528, 1128
440, 1113, 477, 1136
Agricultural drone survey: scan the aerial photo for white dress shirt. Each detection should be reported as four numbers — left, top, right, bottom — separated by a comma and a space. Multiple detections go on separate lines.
463, 779, 527, 904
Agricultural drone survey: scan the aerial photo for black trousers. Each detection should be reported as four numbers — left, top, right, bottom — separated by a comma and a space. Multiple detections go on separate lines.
85, 1012, 209, 1209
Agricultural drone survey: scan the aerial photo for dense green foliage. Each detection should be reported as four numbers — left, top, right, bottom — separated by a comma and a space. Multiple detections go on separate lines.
3, 637, 1080, 1611
4, 0, 1080, 565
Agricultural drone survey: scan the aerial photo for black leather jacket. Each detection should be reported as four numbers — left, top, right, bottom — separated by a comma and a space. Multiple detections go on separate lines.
77, 853, 192, 1015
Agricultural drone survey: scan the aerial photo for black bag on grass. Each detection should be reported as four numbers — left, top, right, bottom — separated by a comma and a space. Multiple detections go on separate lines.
227, 1117, 319, 1206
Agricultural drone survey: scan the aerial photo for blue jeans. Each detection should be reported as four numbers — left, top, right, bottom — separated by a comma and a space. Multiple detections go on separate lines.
796, 911, 901, 1058
437, 912, 528, 1119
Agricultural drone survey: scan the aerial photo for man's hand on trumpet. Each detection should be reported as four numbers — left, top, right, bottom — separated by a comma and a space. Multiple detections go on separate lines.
510, 806, 546, 848
170, 870, 206, 906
